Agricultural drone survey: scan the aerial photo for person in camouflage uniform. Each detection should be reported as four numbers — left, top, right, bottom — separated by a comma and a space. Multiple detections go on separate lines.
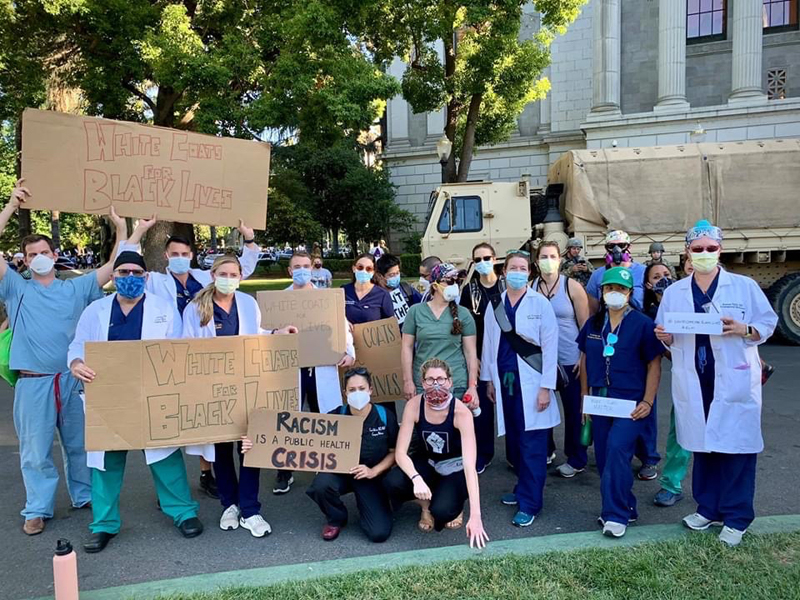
645, 242, 677, 279
560, 237, 593, 286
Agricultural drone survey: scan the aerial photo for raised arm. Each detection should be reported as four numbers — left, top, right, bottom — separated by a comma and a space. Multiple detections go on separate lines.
124, 214, 158, 249
94, 206, 129, 287
237, 220, 261, 280
0, 179, 31, 281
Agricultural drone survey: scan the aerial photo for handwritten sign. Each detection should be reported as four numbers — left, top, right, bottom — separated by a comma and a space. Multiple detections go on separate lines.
257, 289, 347, 368
243, 408, 362, 473
343, 318, 404, 403
21, 108, 270, 227
663, 312, 723, 336
583, 395, 637, 419
84, 335, 299, 451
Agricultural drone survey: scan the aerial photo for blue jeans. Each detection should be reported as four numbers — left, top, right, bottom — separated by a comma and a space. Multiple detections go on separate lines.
13, 372, 92, 519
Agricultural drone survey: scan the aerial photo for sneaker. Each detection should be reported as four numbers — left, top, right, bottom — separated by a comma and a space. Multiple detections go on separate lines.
501, 493, 518, 506
273, 473, 294, 495
761, 363, 775, 386
512, 511, 535, 527
719, 526, 745, 547
597, 516, 605, 528
556, 463, 585, 478
199, 470, 219, 499
682, 512, 723, 531
637, 464, 658, 480
546, 452, 556, 466
240, 514, 272, 538
477, 463, 486, 475
219, 505, 240, 531
602, 521, 627, 538
654, 489, 684, 507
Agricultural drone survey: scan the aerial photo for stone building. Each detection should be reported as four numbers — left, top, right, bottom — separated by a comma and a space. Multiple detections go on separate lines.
382, 0, 800, 237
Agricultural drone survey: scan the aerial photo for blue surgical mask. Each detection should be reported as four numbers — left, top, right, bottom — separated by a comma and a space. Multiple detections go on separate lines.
386, 275, 401, 289
292, 268, 312, 286
168, 256, 191, 274
355, 270, 373, 284
115, 275, 146, 299
475, 260, 493, 276
506, 271, 529, 290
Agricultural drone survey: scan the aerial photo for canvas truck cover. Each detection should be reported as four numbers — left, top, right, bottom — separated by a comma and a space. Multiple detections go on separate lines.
548, 139, 800, 236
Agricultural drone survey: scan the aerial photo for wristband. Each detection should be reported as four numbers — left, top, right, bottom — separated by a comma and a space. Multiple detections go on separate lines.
411, 473, 421, 481
243, 238, 255, 244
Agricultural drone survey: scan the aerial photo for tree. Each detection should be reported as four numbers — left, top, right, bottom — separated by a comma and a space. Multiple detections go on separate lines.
359, 0, 587, 181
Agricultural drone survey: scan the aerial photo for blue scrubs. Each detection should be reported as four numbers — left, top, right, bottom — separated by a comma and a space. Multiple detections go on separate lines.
343, 283, 395, 324
173, 273, 204, 316
690, 272, 757, 531
577, 309, 663, 525
586, 263, 647, 310
498, 295, 548, 516
0, 270, 102, 519
108, 295, 145, 341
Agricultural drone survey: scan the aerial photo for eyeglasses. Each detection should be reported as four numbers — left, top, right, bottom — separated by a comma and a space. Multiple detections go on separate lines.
603, 332, 619, 357
115, 269, 146, 277
423, 376, 449, 386
473, 255, 494, 263
506, 249, 530, 257
690, 245, 720, 253
355, 265, 374, 273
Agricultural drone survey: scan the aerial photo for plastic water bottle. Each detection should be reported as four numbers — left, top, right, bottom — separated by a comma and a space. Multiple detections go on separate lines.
53, 539, 79, 600
462, 393, 481, 417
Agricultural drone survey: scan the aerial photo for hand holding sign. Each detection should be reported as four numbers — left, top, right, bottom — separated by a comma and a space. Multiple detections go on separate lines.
8, 178, 31, 210
663, 312, 723, 336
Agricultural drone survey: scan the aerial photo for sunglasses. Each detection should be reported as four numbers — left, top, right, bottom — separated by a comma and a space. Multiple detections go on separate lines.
442, 277, 459, 286
473, 255, 494, 263
603, 332, 619, 357
506, 249, 530, 257
690, 245, 720, 253
605, 244, 629, 252
344, 366, 369, 378
115, 268, 146, 277
355, 265, 375, 272
314, 263, 322, 267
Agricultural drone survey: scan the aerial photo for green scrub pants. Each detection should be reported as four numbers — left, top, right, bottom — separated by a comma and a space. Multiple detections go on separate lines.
658, 407, 692, 494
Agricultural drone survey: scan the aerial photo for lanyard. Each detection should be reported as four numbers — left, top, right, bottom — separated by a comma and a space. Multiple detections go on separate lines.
601, 308, 631, 387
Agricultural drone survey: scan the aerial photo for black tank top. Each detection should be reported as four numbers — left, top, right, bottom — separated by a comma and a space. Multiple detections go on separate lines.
416, 397, 463, 462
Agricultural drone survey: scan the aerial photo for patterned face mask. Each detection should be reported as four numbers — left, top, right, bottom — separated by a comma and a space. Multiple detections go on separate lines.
423, 383, 452, 411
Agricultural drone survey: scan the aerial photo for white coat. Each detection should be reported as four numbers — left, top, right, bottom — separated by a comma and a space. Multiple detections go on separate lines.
656, 269, 777, 454
67, 292, 215, 470
480, 287, 561, 436
181, 290, 265, 338
284, 284, 355, 414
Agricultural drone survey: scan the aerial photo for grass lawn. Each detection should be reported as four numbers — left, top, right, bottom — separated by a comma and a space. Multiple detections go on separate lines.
239, 278, 350, 293
158, 531, 800, 600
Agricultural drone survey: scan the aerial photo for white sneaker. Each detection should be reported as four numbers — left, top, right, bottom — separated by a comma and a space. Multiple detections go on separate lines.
682, 512, 724, 531
240, 514, 272, 538
556, 463, 585, 478
719, 526, 745, 547
219, 505, 240, 531
602, 521, 627, 538
546, 452, 556, 466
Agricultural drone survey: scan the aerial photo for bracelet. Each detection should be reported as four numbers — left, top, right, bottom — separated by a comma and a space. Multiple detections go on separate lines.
411, 473, 421, 481
243, 238, 255, 244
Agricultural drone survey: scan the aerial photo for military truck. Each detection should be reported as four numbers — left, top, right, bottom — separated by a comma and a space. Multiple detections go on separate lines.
420, 138, 800, 343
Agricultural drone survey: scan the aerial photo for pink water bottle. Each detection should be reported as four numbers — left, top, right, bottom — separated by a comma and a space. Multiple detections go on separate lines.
53, 539, 79, 600
462, 393, 481, 417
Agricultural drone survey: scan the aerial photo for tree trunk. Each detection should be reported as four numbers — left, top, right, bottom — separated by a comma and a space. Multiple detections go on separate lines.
15, 116, 31, 239
332, 228, 340, 255
51, 211, 61, 249
457, 93, 482, 182
209, 226, 218, 251
443, 33, 459, 184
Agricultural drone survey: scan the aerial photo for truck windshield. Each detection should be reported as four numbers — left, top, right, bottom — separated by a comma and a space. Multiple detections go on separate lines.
437, 195, 482, 233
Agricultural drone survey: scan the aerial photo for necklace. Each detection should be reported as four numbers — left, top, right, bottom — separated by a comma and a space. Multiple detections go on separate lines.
536, 275, 559, 299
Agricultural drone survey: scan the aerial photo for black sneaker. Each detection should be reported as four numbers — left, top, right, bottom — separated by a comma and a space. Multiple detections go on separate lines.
200, 471, 219, 499
273, 472, 294, 495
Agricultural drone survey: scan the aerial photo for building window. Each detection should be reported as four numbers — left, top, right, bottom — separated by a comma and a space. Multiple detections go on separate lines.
767, 68, 788, 99
688, 0, 726, 42
437, 196, 482, 234
763, 0, 799, 31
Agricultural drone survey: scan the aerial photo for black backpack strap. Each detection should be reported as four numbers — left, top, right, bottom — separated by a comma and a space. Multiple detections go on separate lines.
491, 294, 543, 375
563, 275, 579, 328
399, 281, 414, 301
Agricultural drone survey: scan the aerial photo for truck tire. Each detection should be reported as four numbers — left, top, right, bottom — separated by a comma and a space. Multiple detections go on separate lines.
767, 273, 800, 345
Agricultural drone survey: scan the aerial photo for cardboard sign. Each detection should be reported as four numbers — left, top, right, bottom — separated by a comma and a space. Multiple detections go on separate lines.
344, 318, 404, 403
243, 408, 362, 473
84, 334, 299, 451
257, 289, 347, 368
21, 108, 270, 228
663, 312, 723, 336
582, 395, 637, 419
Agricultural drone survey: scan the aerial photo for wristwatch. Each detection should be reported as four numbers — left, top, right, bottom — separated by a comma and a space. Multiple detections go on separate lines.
744, 325, 754, 339
243, 238, 255, 244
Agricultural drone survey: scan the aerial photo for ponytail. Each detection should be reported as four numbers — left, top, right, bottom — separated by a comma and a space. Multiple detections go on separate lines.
190, 254, 242, 327
449, 301, 463, 335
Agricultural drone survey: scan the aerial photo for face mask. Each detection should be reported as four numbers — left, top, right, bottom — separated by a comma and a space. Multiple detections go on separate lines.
314, 264, 322, 269
506, 271, 529, 290
653, 277, 674, 294
423, 383, 452, 410
115, 275, 146, 299
214, 277, 240, 294
442, 283, 460, 302
604, 291, 629, 310
605, 246, 631, 266
346, 390, 371, 410
292, 268, 312, 286
418, 277, 431, 292
386, 275, 401, 289
355, 270, 373, 284
691, 251, 719, 274
168, 256, 191, 274
538, 258, 559, 274
29, 253, 54, 275
474, 260, 493, 276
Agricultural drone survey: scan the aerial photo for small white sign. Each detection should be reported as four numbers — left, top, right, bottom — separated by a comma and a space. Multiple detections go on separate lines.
663, 312, 723, 336
583, 395, 637, 419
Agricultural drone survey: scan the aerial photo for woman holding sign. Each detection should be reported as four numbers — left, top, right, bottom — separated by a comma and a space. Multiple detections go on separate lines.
577, 267, 663, 539
182, 255, 296, 538
384, 359, 489, 548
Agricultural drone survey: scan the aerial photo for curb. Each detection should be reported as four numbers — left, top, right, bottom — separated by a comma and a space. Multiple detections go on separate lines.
31, 514, 800, 600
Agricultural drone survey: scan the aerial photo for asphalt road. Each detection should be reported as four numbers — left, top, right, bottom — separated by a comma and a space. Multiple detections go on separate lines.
2, 344, 799, 600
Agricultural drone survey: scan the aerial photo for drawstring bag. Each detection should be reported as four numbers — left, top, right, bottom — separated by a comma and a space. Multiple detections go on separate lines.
0, 294, 25, 387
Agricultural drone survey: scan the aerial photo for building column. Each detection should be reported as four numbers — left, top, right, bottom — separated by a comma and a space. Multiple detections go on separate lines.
654, 0, 690, 112
387, 58, 411, 147
729, 0, 767, 104
590, 0, 621, 115
538, 67, 552, 134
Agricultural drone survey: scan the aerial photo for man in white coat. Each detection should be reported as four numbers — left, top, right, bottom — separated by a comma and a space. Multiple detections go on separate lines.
655, 220, 777, 547
119, 216, 260, 498
68, 251, 209, 553
273, 251, 356, 494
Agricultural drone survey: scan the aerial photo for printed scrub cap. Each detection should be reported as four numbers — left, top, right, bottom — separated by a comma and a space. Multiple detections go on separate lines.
685, 219, 723, 245
605, 230, 631, 245
430, 262, 459, 283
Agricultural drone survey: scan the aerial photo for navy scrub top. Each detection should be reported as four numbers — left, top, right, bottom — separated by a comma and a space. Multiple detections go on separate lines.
173, 273, 204, 316
691, 272, 720, 418
343, 283, 395, 324
108, 295, 145, 341
213, 296, 240, 336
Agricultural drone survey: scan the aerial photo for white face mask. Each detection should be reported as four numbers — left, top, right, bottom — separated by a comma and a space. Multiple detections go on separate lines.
691, 251, 720, 274
418, 277, 431, 292
214, 277, 240, 294
442, 283, 460, 302
604, 291, 629, 310
29, 253, 55, 275
346, 390, 371, 410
